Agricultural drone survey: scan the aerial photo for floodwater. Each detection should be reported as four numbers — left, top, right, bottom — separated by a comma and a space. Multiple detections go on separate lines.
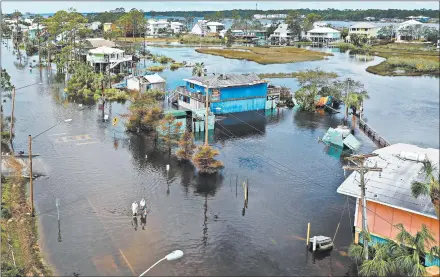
1, 39, 438, 276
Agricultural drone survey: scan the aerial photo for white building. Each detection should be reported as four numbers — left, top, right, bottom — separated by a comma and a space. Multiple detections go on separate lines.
347, 22, 380, 39
253, 14, 267, 19
87, 21, 102, 31
127, 73, 166, 93
269, 23, 305, 43
170, 22, 184, 34
266, 14, 287, 19
23, 18, 33, 25
307, 27, 341, 43
147, 19, 170, 35
86, 46, 132, 73
396, 19, 424, 41
206, 22, 225, 34
191, 20, 208, 36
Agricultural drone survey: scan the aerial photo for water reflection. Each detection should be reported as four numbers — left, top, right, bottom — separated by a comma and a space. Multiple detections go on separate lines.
215, 111, 268, 140
293, 108, 342, 132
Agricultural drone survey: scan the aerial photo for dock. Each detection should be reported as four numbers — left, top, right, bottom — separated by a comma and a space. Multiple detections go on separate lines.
358, 118, 390, 148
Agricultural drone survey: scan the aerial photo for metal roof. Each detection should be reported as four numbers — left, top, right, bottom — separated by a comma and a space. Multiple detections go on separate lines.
398, 20, 424, 30
350, 22, 379, 29
337, 143, 439, 219
184, 73, 265, 88
85, 38, 118, 48
308, 27, 341, 34
207, 22, 224, 26
89, 46, 124, 54
143, 73, 165, 84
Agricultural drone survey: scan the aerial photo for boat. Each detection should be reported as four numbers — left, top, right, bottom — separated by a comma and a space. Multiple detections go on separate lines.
309, 236, 334, 252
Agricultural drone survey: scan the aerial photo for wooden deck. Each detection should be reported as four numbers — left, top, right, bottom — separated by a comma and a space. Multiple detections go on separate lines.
358, 118, 390, 148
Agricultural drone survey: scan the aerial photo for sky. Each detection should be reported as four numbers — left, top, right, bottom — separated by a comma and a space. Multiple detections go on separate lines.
2, 1, 439, 14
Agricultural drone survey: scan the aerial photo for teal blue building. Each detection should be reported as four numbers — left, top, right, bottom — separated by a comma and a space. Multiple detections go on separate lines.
178, 74, 270, 115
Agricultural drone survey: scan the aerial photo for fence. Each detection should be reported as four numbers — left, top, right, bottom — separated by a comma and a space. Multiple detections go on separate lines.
358, 119, 390, 148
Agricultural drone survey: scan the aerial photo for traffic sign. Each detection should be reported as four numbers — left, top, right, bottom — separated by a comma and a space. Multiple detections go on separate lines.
112, 117, 119, 126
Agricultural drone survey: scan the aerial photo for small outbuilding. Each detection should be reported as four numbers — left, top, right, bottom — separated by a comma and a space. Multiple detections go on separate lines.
127, 73, 166, 93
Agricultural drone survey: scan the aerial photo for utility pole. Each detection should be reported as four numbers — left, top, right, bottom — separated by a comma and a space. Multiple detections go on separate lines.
343, 153, 382, 261
10, 87, 16, 144
28, 135, 34, 216
204, 83, 210, 145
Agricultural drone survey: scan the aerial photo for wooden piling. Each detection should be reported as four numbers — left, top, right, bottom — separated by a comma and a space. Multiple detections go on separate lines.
312, 236, 317, 252
306, 223, 310, 247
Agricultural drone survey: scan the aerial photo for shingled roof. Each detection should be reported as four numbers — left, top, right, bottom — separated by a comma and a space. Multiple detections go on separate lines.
184, 73, 266, 88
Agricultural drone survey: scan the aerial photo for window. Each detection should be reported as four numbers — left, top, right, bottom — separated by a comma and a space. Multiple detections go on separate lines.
189, 83, 195, 89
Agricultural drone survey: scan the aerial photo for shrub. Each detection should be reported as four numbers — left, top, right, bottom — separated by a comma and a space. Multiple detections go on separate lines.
148, 65, 166, 72
387, 57, 439, 72
1, 207, 11, 219
170, 63, 184, 70
192, 145, 224, 174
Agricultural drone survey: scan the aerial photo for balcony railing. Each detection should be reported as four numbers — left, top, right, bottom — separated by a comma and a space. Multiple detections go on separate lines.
176, 86, 206, 103
87, 55, 132, 63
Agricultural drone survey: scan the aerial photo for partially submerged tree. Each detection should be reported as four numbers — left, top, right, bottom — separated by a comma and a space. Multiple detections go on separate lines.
335, 78, 369, 122
411, 160, 440, 217
122, 92, 165, 132
157, 113, 183, 154
293, 69, 338, 111
192, 145, 224, 174
176, 131, 196, 161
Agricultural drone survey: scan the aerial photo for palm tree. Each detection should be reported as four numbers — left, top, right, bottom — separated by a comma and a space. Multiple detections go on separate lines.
411, 160, 440, 217
349, 224, 439, 277
192, 62, 206, 77
339, 78, 369, 123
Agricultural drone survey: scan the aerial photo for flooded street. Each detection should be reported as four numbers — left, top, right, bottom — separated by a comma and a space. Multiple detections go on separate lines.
2, 40, 438, 276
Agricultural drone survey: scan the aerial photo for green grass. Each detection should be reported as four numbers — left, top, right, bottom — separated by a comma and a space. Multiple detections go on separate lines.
180, 34, 223, 44
195, 46, 331, 64
1, 178, 52, 277
148, 65, 166, 72
170, 63, 184, 71
366, 42, 440, 76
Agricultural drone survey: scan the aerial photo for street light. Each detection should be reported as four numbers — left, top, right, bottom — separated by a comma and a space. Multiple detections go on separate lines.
9, 82, 43, 145
139, 250, 184, 277
28, 118, 72, 216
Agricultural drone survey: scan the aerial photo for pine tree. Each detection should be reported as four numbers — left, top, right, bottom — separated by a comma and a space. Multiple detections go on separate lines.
176, 131, 196, 161
192, 145, 224, 174
158, 114, 183, 154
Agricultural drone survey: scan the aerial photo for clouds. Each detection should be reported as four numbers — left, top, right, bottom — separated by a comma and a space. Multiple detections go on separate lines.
3, 1, 439, 14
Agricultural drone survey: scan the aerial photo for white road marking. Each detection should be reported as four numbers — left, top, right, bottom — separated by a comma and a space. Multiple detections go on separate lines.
76, 141, 97, 146
48, 133, 67, 136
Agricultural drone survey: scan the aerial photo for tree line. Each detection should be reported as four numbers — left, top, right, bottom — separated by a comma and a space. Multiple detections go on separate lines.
147, 8, 439, 21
